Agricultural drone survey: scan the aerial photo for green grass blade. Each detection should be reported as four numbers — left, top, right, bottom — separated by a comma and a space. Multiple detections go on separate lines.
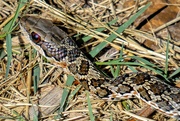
5, 34, 12, 78
89, 2, 151, 57
165, 38, 170, 77
114, 44, 124, 77
96, 61, 165, 79
32, 104, 38, 121
129, 56, 161, 69
0, 49, 6, 59
4, 0, 27, 78
86, 91, 95, 121
12, 110, 25, 121
64, 85, 82, 113
122, 101, 130, 110
168, 68, 180, 79
127, 65, 137, 72
33, 115, 38, 121
33, 64, 40, 93
110, 66, 115, 77
32, 48, 40, 93
108, 55, 163, 71
82, 18, 118, 42
56, 75, 74, 119
68, 85, 82, 100
0, 116, 15, 120
3, 0, 27, 33
110, 112, 113, 121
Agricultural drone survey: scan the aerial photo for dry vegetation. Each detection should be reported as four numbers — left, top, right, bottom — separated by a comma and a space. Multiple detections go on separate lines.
0, 0, 180, 121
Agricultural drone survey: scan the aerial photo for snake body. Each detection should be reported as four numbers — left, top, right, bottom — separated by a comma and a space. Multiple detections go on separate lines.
20, 16, 180, 118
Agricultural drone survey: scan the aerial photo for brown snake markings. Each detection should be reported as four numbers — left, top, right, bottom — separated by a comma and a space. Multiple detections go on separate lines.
20, 16, 180, 119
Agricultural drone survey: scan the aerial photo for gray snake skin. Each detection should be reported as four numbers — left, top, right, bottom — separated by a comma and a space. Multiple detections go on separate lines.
20, 16, 180, 119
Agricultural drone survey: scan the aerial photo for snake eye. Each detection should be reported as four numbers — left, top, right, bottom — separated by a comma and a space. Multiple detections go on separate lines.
31, 32, 41, 43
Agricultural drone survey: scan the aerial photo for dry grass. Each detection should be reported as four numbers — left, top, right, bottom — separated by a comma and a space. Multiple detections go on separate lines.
0, 0, 179, 121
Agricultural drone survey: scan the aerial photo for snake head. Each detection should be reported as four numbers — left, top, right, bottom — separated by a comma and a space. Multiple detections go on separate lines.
19, 16, 81, 64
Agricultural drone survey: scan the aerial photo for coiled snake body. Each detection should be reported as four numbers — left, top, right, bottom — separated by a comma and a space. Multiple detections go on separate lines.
20, 16, 180, 119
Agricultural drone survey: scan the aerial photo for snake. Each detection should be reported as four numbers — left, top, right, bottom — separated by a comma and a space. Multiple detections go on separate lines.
20, 16, 180, 119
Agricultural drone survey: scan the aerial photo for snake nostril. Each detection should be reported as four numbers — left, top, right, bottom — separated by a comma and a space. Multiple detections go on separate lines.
31, 32, 41, 43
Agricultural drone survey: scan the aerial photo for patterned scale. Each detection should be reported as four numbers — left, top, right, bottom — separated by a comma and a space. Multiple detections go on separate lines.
20, 16, 180, 119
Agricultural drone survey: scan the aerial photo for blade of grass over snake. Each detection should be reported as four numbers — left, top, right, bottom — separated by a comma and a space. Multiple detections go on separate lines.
89, 2, 151, 58
86, 91, 95, 121
104, 55, 162, 71
56, 75, 74, 119
129, 56, 161, 69
96, 61, 166, 79
82, 18, 118, 42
